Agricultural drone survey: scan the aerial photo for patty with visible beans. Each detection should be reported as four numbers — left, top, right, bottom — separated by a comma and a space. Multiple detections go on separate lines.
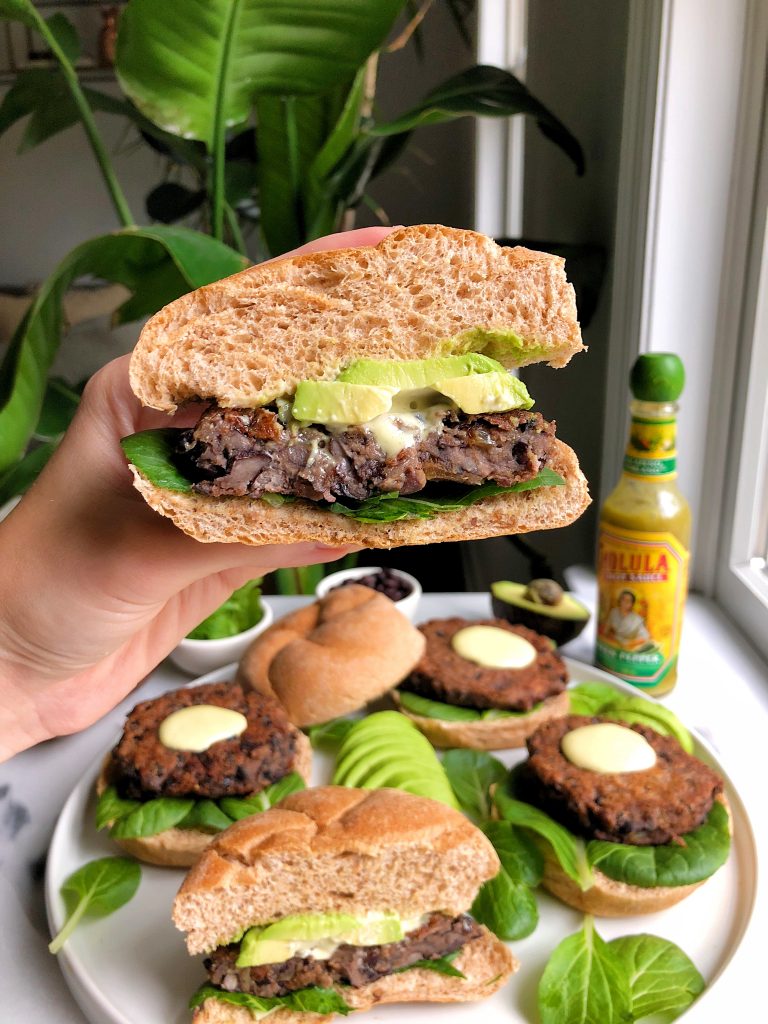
516, 715, 724, 845
110, 682, 298, 801
399, 618, 568, 712
205, 913, 482, 998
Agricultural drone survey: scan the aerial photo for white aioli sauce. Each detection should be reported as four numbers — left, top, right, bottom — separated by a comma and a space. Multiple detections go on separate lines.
158, 705, 247, 752
343, 388, 452, 458
561, 722, 657, 773
451, 625, 537, 669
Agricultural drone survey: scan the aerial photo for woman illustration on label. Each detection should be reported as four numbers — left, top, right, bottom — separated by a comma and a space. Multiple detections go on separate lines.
603, 590, 650, 649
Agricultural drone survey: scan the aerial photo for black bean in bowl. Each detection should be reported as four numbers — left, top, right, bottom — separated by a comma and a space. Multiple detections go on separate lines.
331, 568, 413, 603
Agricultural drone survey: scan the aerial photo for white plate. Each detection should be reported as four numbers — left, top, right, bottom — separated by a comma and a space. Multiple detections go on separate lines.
46, 659, 758, 1024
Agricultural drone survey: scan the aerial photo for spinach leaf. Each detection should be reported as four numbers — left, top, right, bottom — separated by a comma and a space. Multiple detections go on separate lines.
122, 427, 564, 522
178, 799, 234, 832
219, 772, 305, 820
190, 984, 352, 1016
120, 429, 192, 492
110, 797, 195, 838
470, 868, 539, 941
48, 856, 141, 954
395, 950, 465, 978
442, 749, 508, 824
587, 801, 731, 887
186, 578, 263, 640
483, 820, 544, 887
608, 934, 705, 1022
95, 786, 140, 830
397, 690, 538, 722
567, 683, 693, 753
306, 717, 357, 749
538, 917, 633, 1024
494, 788, 590, 890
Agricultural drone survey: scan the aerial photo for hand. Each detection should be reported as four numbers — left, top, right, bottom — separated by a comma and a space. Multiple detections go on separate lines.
0, 226, 395, 760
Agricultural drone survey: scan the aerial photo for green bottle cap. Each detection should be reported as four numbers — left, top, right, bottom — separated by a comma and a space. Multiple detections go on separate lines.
630, 353, 685, 401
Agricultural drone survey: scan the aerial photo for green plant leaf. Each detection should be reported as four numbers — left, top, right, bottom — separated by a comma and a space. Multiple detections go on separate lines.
110, 797, 195, 839
608, 934, 705, 1022
0, 0, 38, 28
369, 64, 584, 174
494, 788, 590, 890
586, 801, 731, 888
397, 689, 535, 722
119, 430, 193, 493
395, 950, 465, 978
34, 377, 81, 440
46, 12, 79, 63
48, 856, 141, 954
190, 984, 352, 1016
219, 772, 305, 821
567, 682, 693, 752
470, 868, 539, 941
146, 181, 206, 224
0, 441, 56, 504
0, 227, 245, 475
94, 786, 141, 831
186, 579, 263, 639
482, 820, 544, 887
306, 717, 356, 750
538, 917, 633, 1024
442, 749, 508, 825
115, 0, 406, 146
177, 799, 235, 833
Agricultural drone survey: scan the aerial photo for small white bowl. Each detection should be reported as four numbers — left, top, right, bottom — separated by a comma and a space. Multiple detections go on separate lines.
315, 566, 422, 621
168, 600, 274, 676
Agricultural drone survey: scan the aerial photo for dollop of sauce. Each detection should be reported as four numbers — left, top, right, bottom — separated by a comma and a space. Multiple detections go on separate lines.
451, 624, 537, 669
561, 722, 657, 773
158, 704, 247, 752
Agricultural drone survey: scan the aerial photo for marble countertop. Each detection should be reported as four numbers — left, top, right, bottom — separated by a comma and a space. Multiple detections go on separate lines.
2, 585, 767, 1023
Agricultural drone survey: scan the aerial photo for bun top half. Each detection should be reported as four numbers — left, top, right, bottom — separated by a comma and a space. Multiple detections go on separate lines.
173, 786, 500, 955
130, 225, 583, 413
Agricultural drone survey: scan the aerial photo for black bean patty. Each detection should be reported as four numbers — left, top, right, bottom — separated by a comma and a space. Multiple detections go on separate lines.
110, 682, 298, 801
205, 913, 481, 998
400, 618, 568, 712
516, 715, 724, 845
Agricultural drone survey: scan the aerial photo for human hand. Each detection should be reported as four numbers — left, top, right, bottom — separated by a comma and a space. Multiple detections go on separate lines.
0, 226, 395, 760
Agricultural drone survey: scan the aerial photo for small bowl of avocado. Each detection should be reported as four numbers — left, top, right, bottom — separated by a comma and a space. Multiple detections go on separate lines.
491, 578, 590, 646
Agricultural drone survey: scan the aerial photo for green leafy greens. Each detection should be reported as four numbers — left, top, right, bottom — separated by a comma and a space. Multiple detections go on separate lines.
186, 578, 263, 640
567, 682, 694, 752
538, 917, 705, 1024
397, 689, 540, 723
306, 717, 357, 750
48, 856, 141, 954
120, 428, 565, 522
190, 984, 352, 1016
97, 773, 305, 838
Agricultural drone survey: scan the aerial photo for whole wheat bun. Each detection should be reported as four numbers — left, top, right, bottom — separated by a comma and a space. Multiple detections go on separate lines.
538, 794, 733, 916
173, 786, 502, 956
96, 731, 312, 869
130, 225, 584, 412
392, 688, 571, 750
191, 927, 517, 1023
237, 585, 425, 725
125, 225, 590, 548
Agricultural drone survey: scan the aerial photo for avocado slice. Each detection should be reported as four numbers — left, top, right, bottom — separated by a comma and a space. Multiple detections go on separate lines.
237, 912, 404, 967
292, 380, 395, 425
491, 580, 590, 646
433, 371, 533, 413
337, 353, 504, 389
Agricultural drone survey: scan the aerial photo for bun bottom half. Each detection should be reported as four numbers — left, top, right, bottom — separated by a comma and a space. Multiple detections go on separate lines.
539, 794, 732, 916
192, 927, 517, 1023
96, 731, 312, 868
392, 689, 571, 750
129, 440, 588, 549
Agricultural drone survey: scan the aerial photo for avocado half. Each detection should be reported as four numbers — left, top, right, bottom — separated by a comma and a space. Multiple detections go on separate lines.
491, 581, 590, 646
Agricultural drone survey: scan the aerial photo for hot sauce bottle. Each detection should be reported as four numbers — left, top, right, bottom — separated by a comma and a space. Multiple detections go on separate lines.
595, 353, 691, 695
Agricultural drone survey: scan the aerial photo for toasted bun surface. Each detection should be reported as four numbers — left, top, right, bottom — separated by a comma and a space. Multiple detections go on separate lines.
392, 689, 571, 750
96, 732, 312, 869
129, 437, 589, 549
237, 585, 425, 725
130, 225, 583, 413
173, 786, 501, 955
539, 794, 732, 916
191, 927, 517, 1023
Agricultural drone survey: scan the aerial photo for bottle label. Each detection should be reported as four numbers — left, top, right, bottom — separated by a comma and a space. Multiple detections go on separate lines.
623, 417, 677, 479
595, 524, 689, 687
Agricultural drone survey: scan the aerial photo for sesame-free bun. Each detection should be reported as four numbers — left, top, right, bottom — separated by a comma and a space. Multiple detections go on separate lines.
130, 225, 584, 413
96, 731, 312, 869
191, 927, 516, 1023
392, 689, 571, 750
172, 786, 502, 956
130, 437, 589, 549
237, 585, 425, 726
538, 794, 733, 916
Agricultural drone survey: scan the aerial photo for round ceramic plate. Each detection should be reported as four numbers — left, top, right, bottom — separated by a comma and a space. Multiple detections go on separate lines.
45, 660, 757, 1024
